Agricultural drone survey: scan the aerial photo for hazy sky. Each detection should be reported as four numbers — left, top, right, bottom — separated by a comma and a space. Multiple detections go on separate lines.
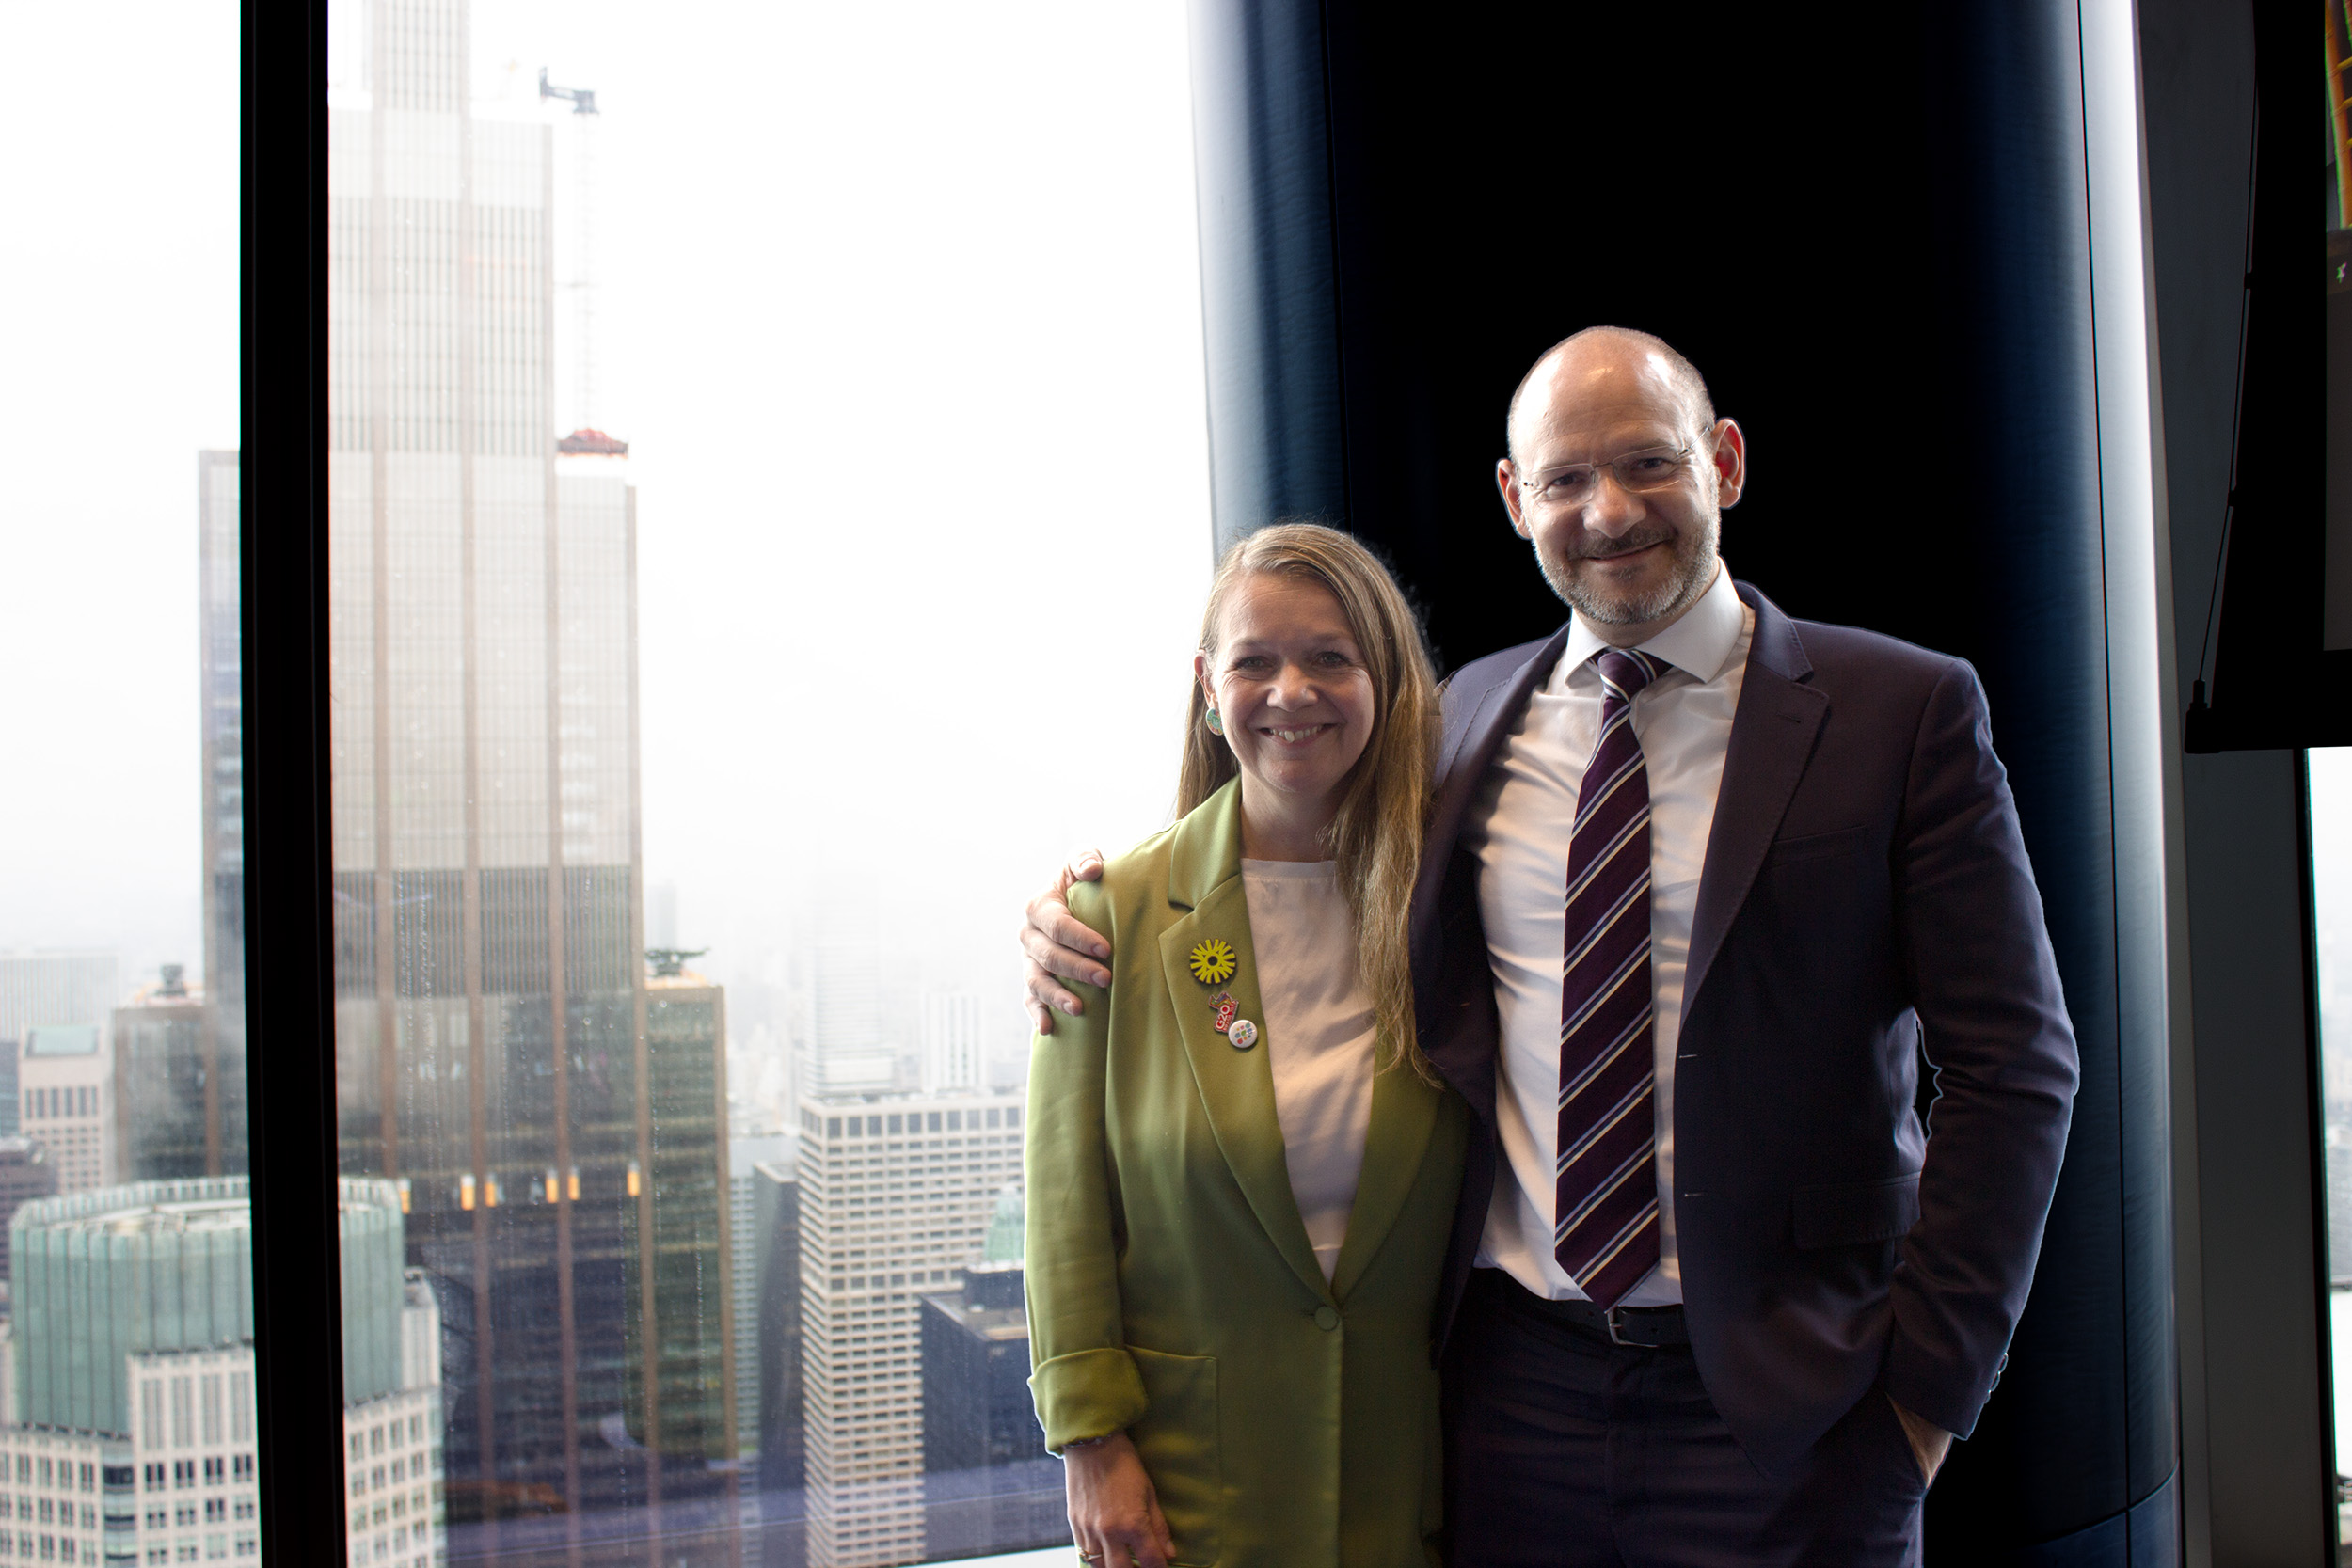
1, 4, 239, 977
6, 1, 2344, 1074
5, 0, 1210, 1032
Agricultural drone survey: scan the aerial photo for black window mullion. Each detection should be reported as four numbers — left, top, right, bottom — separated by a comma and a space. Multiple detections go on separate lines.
243, 1, 349, 1560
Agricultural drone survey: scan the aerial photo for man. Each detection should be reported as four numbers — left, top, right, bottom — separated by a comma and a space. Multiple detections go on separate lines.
1023, 327, 2077, 1565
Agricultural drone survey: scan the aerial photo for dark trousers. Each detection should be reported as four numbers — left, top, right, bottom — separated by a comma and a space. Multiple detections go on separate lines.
1444, 1270, 1926, 1568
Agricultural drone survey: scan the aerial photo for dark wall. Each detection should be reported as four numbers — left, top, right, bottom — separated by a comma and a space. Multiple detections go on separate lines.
1188, 0, 2174, 1556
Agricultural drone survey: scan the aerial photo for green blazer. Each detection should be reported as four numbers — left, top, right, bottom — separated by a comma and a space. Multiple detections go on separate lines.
1025, 777, 1468, 1568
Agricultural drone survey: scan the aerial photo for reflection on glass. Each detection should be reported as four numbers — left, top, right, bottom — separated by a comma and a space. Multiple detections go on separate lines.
324, 0, 1207, 1560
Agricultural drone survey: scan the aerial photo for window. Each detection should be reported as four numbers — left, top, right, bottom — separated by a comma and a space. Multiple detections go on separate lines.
315, 0, 1203, 1560
2314, 746, 2352, 1544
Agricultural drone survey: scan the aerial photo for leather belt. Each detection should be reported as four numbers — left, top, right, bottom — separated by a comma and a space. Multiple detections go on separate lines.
1483, 1270, 1691, 1348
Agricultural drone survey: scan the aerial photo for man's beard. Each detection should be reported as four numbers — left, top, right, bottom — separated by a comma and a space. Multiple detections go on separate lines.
1534, 513, 1721, 626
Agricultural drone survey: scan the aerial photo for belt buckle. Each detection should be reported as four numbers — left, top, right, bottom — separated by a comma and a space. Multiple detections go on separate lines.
1605, 1307, 1640, 1347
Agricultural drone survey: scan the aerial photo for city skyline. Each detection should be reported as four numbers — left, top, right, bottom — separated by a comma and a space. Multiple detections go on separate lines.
7, 0, 1212, 1034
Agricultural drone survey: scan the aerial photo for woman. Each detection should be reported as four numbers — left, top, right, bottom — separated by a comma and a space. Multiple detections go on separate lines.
1025, 523, 1467, 1568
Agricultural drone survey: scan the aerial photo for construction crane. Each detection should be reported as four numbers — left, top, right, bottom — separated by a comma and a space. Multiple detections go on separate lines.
536, 67, 596, 117
538, 69, 620, 454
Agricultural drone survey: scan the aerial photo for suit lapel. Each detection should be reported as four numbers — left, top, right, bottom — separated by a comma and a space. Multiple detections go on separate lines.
1684, 587, 1825, 1015
1328, 1060, 1441, 1302
1410, 625, 1572, 1000
1161, 784, 1332, 1303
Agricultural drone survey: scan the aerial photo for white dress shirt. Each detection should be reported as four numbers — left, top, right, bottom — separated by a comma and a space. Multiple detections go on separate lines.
1242, 859, 1375, 1283
1460, 564, 1754, 1306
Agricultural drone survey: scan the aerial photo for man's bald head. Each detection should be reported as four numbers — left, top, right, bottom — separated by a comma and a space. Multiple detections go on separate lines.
1504, 326, 1715, 467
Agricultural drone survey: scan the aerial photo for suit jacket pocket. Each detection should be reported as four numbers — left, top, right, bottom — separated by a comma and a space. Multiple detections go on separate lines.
1791, 1173, 1921, 1249
1759, 823, 1874, 869
1127, 1346, 1221, 1567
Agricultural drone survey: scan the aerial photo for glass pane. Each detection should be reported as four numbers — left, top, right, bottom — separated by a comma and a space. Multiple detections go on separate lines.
2319, 747, 2352, 1553
0, 5, 262, 1565
324, 1, 1206, 1561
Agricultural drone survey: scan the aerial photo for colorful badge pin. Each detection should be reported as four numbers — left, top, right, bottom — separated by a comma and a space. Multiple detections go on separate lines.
1227, 1018, 1259, 1051
1213, 996, 1237, 1034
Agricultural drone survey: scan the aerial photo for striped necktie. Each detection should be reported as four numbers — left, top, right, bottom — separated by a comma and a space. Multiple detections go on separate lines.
1554, 645, 1667, 1308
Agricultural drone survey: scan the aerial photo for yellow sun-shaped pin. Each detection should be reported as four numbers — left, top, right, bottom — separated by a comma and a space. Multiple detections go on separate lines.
1187, 939, 1237, 986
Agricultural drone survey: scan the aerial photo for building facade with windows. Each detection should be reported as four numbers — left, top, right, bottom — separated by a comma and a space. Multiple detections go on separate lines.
325, 0, 731, 1543
917, 1189, 1061, 1561
1, 1180, 440, 1565
0, 1142, 56, 1285
17, 1028, 112, 1195
0, 957, 119, 1105
195, 451, 246, 1182
792, 1091, 1025, 1568
915, 996, 982, 1096
111, 970, 210, 1183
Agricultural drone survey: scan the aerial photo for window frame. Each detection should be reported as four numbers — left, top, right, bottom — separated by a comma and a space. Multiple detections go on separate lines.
242, 0, 352, 1560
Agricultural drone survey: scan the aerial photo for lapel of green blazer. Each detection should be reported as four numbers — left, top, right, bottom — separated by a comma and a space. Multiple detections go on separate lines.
1328, 1051, 1443, 1303
1157, 780, 1331, 1304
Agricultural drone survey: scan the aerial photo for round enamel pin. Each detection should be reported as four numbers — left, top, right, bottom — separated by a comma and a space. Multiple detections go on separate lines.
1227, 1018, 1259, 1051
1188, 939, 1236, 986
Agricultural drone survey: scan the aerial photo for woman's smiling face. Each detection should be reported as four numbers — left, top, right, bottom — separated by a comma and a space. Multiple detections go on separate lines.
1197, 571, 1376, 828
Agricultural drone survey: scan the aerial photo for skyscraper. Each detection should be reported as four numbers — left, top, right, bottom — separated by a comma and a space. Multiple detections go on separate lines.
749, 1157, 806, 1568
809, 901, 894, 1097
917, 1188, 1063, 1561
114, 964, 211, 1180
917, 994, 982, 1094
792, 1091, 1026, 1568
326, 1, 729, 1551
728, 1136, 795, 1462
0, 1140, 57, 1282
198, 449, 247, 1178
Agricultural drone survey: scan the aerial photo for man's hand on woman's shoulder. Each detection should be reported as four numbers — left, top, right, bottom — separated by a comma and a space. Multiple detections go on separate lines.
1022, 849, 1113, 1035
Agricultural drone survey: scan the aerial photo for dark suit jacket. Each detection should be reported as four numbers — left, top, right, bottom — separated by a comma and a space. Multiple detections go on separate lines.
1412, 581, 2079, 1477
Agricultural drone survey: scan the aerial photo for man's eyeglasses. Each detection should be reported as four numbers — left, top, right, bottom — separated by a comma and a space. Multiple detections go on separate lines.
1517, 445, 1693, 508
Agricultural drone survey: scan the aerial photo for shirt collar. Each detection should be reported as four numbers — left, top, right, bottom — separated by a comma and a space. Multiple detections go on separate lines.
1560, 561, 1744, 688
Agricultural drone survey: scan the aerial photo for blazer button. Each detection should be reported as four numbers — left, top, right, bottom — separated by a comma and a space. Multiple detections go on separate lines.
1313, 1307, 1339, 1331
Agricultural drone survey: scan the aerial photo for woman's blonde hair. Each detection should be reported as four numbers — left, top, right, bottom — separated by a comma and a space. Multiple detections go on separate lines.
1178, 523, 1441, 1083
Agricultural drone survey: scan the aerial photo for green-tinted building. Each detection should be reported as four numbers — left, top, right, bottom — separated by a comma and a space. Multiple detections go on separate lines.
2, 1178, 443, 1567
626, 973, 734, 1463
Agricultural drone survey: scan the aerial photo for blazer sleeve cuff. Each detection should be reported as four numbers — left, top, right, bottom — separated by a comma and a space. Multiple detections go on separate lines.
1030, 1347, 1148, 1453
1882, 1333, 1996, 1441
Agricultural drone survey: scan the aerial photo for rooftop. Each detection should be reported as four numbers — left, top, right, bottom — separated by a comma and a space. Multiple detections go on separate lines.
24, 1025, 98, 1057
40, 1196, 250, 1241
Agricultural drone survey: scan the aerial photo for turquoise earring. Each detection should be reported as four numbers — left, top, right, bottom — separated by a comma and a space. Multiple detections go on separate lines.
1205, 706, 1225, 736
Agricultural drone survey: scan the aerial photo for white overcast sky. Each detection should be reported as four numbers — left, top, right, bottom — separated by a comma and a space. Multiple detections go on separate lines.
1, 0, 1210, 1024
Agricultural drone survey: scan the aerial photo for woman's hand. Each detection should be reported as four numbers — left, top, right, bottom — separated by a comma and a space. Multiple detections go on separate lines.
1063, 1432, 1174, 1568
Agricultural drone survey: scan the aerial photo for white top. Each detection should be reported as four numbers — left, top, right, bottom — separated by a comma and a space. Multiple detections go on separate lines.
1241, 858, 1375, 1284
1458, 564, 1754, 1306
